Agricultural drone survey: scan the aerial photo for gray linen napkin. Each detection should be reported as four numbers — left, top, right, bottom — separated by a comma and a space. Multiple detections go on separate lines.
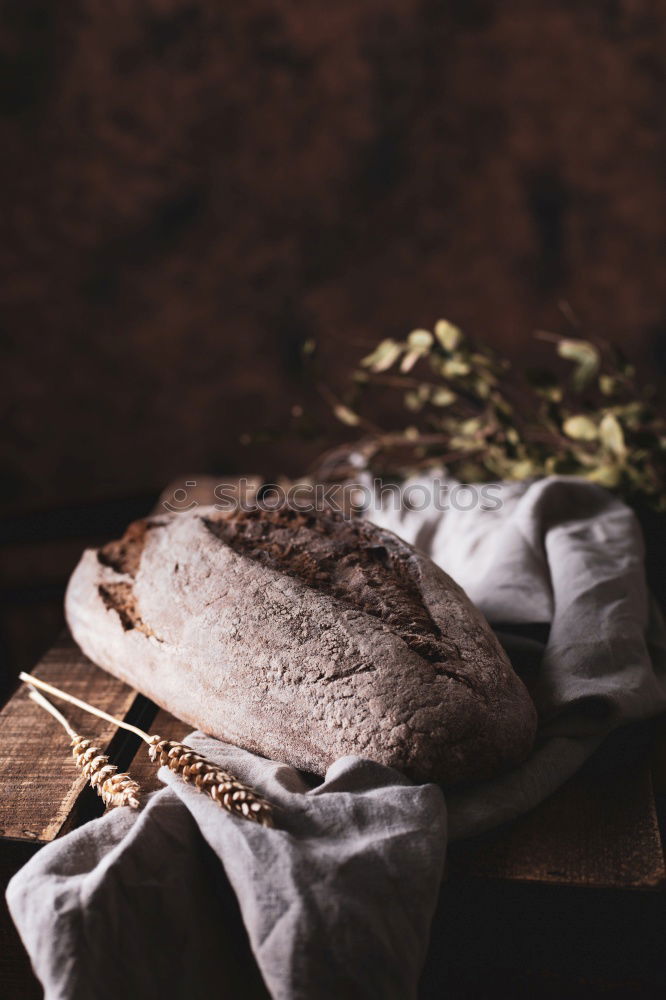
7, 748, 446, 1000
7, 476, 666, 999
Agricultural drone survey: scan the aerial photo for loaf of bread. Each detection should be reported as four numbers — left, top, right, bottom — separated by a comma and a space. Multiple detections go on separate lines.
65, 506, 537, 785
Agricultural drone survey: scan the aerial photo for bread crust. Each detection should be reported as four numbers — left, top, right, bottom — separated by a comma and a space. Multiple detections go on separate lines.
65, 506, 537, 784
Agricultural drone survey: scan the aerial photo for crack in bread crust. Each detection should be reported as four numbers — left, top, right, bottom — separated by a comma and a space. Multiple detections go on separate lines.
203, 506, 475, 687
97, 519, 150, 577
98, 581, 160, 639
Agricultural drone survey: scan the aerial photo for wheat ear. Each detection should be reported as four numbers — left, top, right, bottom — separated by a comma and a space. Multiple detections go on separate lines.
27, 687, 141, 809
147, 736, 273, 826
20, 673, 274, 828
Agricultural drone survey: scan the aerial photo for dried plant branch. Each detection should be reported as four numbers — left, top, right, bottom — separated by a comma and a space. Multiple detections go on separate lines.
27, 687, 141, 809
20, 673, 275, 828
302, 319, 665, 509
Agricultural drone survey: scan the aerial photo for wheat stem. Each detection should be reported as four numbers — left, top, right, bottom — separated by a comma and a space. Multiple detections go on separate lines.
19, 671, 151, 742
28, 687, 78, 740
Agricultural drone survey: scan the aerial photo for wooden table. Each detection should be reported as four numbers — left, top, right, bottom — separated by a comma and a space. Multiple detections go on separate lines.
2, 634, 665, 998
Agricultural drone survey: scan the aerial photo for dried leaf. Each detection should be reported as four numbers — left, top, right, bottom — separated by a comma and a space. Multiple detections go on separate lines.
599, 412, 626, 459
400, 350, 421, 373
407, 329, 434, 352
434, 319, 462, 352
585, 464, 622, 488
441, 357, 472, 377
558, 338, 600, 389
507, 459, 539, 480
563, 415, 598, 441
333, 404, 361, 426
431, 387, 457, 406
360, 339, 403, 373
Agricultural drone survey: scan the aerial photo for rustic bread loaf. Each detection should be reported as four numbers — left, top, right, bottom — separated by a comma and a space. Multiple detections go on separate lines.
65, 505, 537, 785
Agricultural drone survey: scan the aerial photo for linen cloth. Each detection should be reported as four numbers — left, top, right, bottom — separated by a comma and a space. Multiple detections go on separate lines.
7, 476, 666, 999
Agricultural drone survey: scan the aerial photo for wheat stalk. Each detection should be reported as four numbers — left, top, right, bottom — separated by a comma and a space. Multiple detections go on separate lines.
20, 673, 274, 828
27, 687, 141, 809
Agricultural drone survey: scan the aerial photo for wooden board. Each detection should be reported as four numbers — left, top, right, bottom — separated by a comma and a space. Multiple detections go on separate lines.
0, 633, 144, 843
449, 751, 665, 889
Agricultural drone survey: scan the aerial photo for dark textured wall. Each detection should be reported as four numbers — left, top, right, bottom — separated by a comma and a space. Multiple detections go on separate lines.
1, 0, 665, 513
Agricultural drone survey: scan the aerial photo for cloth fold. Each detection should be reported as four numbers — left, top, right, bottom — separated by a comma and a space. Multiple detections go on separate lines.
8, 476, 666, 999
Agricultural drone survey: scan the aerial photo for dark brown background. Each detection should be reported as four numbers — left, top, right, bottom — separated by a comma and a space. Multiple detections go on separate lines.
1, 7, 666, 996
1, 0, 665, 682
